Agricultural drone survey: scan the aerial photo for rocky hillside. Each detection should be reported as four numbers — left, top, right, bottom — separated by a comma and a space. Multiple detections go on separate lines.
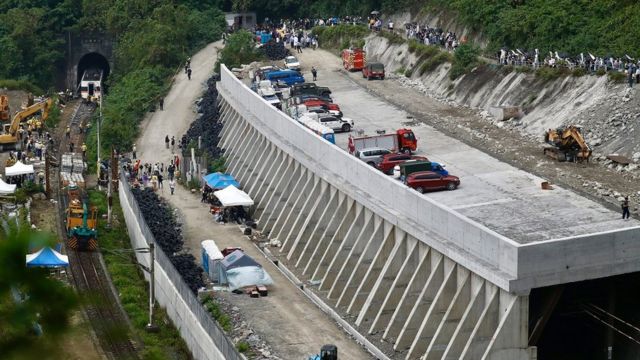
364, 34, 640, 162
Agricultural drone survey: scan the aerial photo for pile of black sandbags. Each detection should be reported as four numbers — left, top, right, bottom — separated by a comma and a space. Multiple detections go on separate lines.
262, 40, 290, 60
132, 188, 204, 293
183, 74, 224, 160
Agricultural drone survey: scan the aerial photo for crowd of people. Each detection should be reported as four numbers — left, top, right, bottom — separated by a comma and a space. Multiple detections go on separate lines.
404, 23, 463, 51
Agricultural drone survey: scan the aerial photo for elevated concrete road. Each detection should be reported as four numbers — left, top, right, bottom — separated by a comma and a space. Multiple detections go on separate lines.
135, 42, 372, 360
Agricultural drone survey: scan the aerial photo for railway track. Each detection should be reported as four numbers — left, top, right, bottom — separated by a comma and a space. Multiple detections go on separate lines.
56, 100, 139, 359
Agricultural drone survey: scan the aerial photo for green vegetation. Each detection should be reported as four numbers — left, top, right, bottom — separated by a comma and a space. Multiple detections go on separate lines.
89, 190, 191, 360
0, 225, 78, 360
312, 24, 369, 49
236, 341, 250, 352
608, 71, 627, 83
0, 80, 43, 95
449, 43, 480, 80
379, 30, 405, 45
419, 51, 453, 75
535, 66, 571, 81
202, 296, 232, 333
216, 31, 264, 71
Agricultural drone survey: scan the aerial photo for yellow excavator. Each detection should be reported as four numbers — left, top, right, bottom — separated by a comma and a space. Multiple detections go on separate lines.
0, 98, 52, 150
543, 125, 592, 162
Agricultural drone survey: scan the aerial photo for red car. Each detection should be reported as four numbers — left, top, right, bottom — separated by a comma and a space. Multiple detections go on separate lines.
362, 62, 385, 80
376, 154, 428, 174
405, 171, 460, 193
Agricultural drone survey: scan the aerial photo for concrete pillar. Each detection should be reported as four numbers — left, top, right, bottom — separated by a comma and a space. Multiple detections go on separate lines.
221, 114, 247, 164
320, 205, 367, 294
382, 245, 433, 340
348, 223, 395, 316
281, 176, 324, 252
366, 232, 413, 333
246, 144, 277, 198
272, 168, 313, 243
482, 294, 531, 360
219, 111, 242, 151
460, 287, 499, 360
302, 193, 350, 276
311, 198, 358, 282
231, 129, 262, 183
260, 161, 301, 232
251, 149, 285, 206
293, 186, 338, 267
412, 268, 471, 359
254, 154, 292, 219
226, 122, 254, 174
287, 180, 330, 261
393, 257, 452, 351
335, 217, 384, 309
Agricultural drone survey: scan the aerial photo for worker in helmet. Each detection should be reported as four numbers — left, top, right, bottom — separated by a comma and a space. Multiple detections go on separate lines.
81, 143, 87, 159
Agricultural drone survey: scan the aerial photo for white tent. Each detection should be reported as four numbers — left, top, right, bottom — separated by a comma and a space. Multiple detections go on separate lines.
213, 185, 254, 207
6, 161, 34, 177
0, 178, 16, 195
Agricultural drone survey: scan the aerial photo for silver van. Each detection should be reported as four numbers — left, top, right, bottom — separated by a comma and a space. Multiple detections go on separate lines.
355, 147, 392, 166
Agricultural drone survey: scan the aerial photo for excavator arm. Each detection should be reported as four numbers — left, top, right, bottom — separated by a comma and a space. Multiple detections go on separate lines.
543, 125, 591, 162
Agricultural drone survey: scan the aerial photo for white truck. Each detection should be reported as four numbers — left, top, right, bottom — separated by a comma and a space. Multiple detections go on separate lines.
298, 112, 354, 133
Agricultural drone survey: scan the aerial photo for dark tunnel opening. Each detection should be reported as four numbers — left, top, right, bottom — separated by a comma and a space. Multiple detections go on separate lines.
531, 272, 640, 360
76, 52, 110, 93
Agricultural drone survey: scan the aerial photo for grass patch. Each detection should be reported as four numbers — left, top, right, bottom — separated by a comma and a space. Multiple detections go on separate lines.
535, 66, 571, 81
419, 51, 453, 75
89, 190, 192, 360
514, 66, 532, 73
202, 296, 233, 333
449, 44, 481, 80
0, 79, 43, 94
395, 66, 407, 75
596, 68, 606, 76
571, 67, 587, 77
236, 341, 250, 353
379, 30, 405, 45
312, 24, 369, 49
608, 71, 627, 83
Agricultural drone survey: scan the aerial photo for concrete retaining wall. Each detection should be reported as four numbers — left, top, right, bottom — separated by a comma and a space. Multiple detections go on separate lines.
119, 181, 241, 360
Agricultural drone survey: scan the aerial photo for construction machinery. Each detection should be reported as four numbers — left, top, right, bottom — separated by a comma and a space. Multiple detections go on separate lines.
0, 95, 9, 121
0, 98, 52, 150
66, 184, 98, 251
544, 125, 592, 162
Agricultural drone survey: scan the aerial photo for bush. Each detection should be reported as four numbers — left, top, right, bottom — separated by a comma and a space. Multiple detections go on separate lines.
596, 68, 607, 76
404, 67, 414, 78
379, 30, 405, 45
608, 71, 627, 83
535, 66, 570, 81
0, 79, 43, 94
419, 51, 453, 74
215, 30, 263, 71
514, 66, 532, 73
449, 44, 481, 80
312, 24, 369, 49
572, 67, 587, 77
395, 66, 407, 75
236, 341, 250, 353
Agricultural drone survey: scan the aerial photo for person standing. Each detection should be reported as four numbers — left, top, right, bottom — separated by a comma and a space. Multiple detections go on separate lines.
159, 97, 164, 111
167, 163, 175, 181
169, 179, 176, 195
171, 136, 175, 153
132, 143, 137, 159
311, 67, 317, 81
187, 68, 192, 80
622, 196, 630, 220
81, 142, 87, 159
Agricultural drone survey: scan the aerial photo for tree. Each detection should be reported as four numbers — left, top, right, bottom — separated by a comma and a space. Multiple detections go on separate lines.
0, 225, 78, 360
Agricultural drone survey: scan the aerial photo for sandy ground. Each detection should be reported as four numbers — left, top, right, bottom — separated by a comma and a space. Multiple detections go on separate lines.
136, 42, 372, 360
288, 48, 640, 217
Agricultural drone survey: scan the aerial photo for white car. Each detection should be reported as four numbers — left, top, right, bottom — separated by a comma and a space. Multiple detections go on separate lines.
284, 56, 301, 71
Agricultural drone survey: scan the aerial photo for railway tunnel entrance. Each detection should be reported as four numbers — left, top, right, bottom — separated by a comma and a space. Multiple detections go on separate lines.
531, 272, 640, 360
76, 52, 110, 97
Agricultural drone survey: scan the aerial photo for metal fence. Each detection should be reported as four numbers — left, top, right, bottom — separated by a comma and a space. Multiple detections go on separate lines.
119, 172, 242, 360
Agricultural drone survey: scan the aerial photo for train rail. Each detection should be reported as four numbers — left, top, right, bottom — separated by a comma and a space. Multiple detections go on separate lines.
56, 100, 139, 359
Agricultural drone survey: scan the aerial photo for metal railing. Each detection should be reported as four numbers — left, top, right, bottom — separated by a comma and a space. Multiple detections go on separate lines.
119, 172, 242, 360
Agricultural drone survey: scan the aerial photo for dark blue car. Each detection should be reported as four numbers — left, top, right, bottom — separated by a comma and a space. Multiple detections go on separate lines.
264, 70, 305, 86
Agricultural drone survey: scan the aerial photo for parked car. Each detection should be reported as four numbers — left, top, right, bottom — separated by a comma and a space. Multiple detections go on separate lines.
290, 94, 334, 103
299, 112, 354, 133
376, 154, 428, 174
284, 56, 301, 71
355, 147, 392, 166
290, 83, 332, 98
362, 62, 385, 80
405, 171, 460, 193
302, 99, 342, 117
264, 70, 304, 86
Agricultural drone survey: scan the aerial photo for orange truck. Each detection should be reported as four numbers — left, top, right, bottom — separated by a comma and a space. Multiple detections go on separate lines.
342, 48, 366, 71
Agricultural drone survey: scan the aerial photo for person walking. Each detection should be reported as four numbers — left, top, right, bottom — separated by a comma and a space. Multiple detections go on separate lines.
158, 173, 164, 190
171, 136, 175, 153
622, 196, 630, 220
65, 126, 71, 139
187, 68, 192, 80
132, 143, 137, 159
159, 97, 164, 111
169, 179, 176, 195
311, 67, 317, 81
81, 142, 87, 159
69, 142, 74, 153
167, 162, 175, 181
165, 135, 170, 149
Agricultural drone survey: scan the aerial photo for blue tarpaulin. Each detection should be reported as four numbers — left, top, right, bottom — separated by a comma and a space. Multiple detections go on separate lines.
26, 247, 69, 268
202, 172, 240, 190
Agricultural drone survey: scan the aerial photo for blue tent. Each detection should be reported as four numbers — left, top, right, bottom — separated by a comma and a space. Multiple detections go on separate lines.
26, 247, 69, 268
202, 172, 240, 190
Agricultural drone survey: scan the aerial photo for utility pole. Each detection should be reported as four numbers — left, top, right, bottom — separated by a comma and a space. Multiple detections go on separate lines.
97, 96, 102, 189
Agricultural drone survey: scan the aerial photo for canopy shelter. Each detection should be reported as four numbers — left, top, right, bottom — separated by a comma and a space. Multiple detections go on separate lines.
6, 161, 34, 177
0, 178, 16, 194
26, 247, 69, 268
202, 172, 240, 190
219, 250, 272, 290
213, 185, 253, 207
